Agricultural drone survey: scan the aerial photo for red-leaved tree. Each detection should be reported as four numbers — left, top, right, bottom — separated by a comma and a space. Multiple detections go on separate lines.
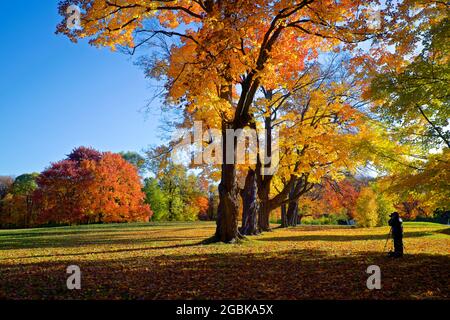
35, 147, 152, 225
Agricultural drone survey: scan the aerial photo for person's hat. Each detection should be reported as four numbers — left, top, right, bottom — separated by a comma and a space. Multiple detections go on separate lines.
390, 212, 399, 217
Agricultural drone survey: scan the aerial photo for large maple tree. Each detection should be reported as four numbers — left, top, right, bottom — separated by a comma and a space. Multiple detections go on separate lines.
56, 0, 446, 241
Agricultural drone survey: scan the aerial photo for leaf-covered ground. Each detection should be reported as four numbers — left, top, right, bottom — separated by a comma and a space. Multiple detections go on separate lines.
0, 221, 448, 300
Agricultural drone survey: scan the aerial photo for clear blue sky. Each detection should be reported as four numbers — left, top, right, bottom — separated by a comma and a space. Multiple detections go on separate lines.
0, 1, 162, 176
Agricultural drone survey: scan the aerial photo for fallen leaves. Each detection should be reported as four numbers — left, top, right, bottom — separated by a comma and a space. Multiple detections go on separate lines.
0, 222, 448, 300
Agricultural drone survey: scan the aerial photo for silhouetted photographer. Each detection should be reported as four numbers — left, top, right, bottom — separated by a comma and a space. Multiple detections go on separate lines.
388, 212, 404, 258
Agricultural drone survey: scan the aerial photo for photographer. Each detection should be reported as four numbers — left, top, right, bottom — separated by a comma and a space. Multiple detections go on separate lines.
388, 212, 404, 258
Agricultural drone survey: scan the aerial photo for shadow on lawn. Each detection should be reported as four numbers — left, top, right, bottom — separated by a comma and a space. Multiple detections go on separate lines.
0, 247, 448, 300
0, 234, 204, 251
0, 225, 214, 250
0, 226, 210, 238
258, 230, 434, 242
437, 228, 450, 236
0, 241, 203, 261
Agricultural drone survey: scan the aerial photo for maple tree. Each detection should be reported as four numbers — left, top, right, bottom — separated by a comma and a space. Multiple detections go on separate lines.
369, 17, 449, 150
35, 147, 152, 225
322, 179, 360, 219
56, 0, 448, 241
248, 55, 400, 231
56, 0, 390, 242
195, 196, 210, 218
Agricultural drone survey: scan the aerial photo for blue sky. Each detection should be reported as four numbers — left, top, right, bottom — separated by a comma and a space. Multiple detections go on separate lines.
0, 1, 162, 176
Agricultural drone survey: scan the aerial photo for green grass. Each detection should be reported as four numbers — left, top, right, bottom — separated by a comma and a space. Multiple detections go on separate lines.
0, 221, 449, 300
403, 221, 447, 227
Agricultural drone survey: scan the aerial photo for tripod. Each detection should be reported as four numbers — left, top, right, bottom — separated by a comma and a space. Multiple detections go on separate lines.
384, 227, 407, 256
383, 227, 392, 253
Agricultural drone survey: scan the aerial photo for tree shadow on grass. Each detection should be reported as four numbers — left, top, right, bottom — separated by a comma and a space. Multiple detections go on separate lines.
437, 228, 450, 236
0, 241, 204, 261
0, 247, 448, 300
259, 231, 435, 242
0, 225, 211, 239
0, 234, 205, 251
0, 225, 215, 250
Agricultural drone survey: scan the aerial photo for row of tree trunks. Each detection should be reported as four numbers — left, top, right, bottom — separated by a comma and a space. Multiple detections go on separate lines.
240, 101, 273, 234
239, 170, 312, 235
280, 174, 313, 228
281, 194, 302, 227
214, 13, 286, 241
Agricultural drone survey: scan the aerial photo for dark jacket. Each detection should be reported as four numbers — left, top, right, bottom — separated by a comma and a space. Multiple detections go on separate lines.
388, 215, 403, 238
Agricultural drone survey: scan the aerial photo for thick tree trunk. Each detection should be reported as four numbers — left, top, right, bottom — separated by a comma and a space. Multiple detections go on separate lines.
216, 181, 240, 242
207, 192, 216, 220
258, 198, 271, 231
240, 169, 260, 235
256, 114, 273, 232
280, 203, 288, 228
216, 163, 240, 242
215, 122, 241, 243
297, 213, 302, 225
258, 187, 271, 231
214, 63, 264, 241
287, 198, 299, 227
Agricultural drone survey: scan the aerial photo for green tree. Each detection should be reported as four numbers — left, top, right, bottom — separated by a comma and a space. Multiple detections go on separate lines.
370, 18, 449, 150
120, 151, 146, 176
145, 146, 208, 221
13, 173, 39, 227
11, 173, 38, 195
143, 178, 169, 221
369, 18, 450, 214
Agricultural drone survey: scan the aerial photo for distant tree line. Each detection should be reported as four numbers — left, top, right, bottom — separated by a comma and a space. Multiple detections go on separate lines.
0, 147, 218, 229
0, 147, 151, 228
1, 146, 446, 229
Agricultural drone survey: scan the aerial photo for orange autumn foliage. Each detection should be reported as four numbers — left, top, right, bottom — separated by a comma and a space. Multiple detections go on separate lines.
321, 180, 361, 219
195, 196, 210, 218
35, 147, 152, 225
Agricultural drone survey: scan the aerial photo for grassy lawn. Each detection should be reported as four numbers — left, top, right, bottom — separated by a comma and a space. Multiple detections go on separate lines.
0, 221, 449, 300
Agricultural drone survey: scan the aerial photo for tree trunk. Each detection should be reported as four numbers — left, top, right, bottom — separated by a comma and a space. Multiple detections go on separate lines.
240, 169, 260, 235
216, 182, 240, 242
256, 114, 273, 232
286, 199, 298, 227
215, 122, 241, 243
281, 203, 288, 228
207, 192, 216, 220
215, 68, 262, 242
258, 206, 271, 231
